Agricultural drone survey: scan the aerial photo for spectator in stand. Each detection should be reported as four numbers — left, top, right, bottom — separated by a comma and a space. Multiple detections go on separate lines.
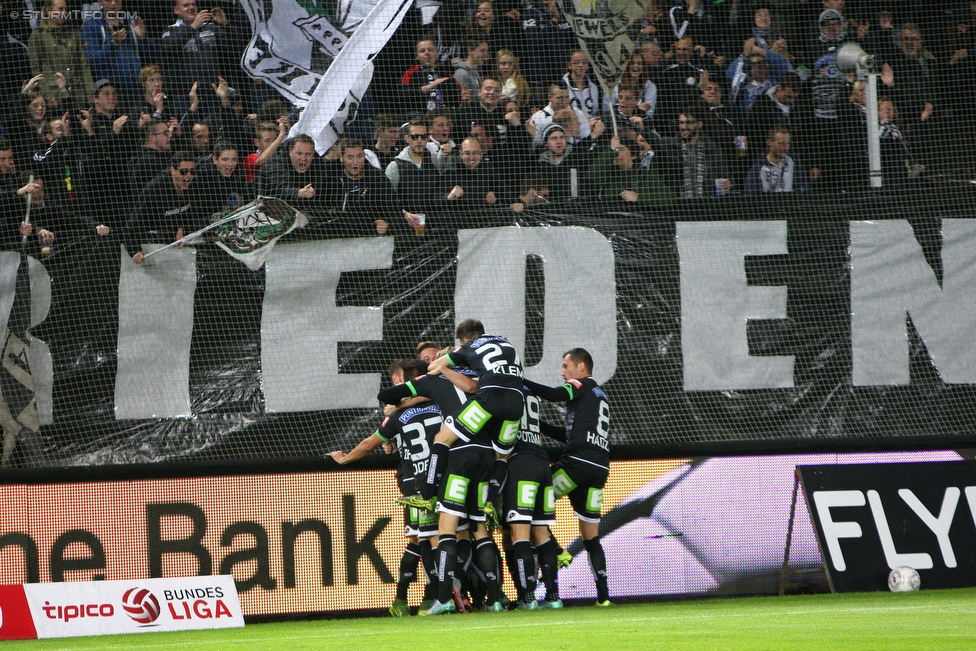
552, 107, 607, 168
659, 36, 724, 126
466, 1, 521, 72
401, 36, 469, 117
608, 53, 658, 126
208, 78, 253, 158
563, 50, 602, 119
744, 127, 810, 193
0, 139, 44, 226
82, 0, 150, 107
188, 121, 211, 157
747, 72, 804, 151
123, 150, 200, 264
321, 138, 395, 236
609, 86, 647, 138
806, 9, 851, 188
160, 0, 232, 106
257, 134, 325, 214
664, 0, 725, 62
529, 84, 591, 147
519, 0, 575, 85
454, 39, 490, 99
191, 141, 252, 218
77, 79, 138, 229
496, 49, 531, 108
878, 24, 937, 131
7, 77, 52, 167
508, 176, 550, 212
656, 107, 731, 198
129, 119, 174, 194
640, 40, 665, 73
697, 78, 748, 182
740, 5, 793, 65
536, 123, 588, 200
28, 0, 94, 107
385, 118, 444, 234
132, 65, 183, 139
30, 113, 84, 210
726, 42, 791, 118
637, 0, 666, 48
427, 108, 457, 173
366, 114, 402, 171
586, 135, 676, 208
443, 136, 501, 217
12, 171, 112, 256
459, 80, 533, 187
243, 118, 287, 182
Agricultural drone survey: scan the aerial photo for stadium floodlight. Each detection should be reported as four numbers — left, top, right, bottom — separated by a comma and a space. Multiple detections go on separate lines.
837, 42, 882, 189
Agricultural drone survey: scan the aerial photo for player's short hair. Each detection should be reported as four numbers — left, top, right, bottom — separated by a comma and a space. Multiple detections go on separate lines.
480, 77, 501, 89
456, 319, 485, 342
466, 37, 489, 52
388, 358, 414, 378
416, 341, 441, 357
767, 126, 791, 141
548, 83, 564, 96
407, 117, 429, 131
401, 359, 430, 381
260, 100, 289, 123
144, 119, 168, 139
563, 347, 594, 373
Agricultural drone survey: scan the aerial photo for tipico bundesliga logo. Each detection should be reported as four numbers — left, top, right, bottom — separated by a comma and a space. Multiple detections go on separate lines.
121, 588, 161, 626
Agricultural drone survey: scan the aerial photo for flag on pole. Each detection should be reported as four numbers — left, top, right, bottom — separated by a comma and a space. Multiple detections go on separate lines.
195, 197, 308, 271
289, 0, 415, 154
240, 0, 409, 109
558, 0, 649, 97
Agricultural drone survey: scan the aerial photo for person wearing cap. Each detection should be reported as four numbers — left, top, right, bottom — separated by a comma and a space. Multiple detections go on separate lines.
804, 8, 849, 188
82, 0, 151, 108
536, 123, 589, 201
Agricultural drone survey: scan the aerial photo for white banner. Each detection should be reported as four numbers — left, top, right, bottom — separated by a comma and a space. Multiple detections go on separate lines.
19, 575, 243, 639
291, 0, 414, 153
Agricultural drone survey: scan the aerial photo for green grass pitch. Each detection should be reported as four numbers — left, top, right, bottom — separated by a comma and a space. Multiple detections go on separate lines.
7, 589, 976, 651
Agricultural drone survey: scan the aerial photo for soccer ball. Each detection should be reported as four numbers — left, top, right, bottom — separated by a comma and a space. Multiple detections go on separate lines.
888, 566, 921, 592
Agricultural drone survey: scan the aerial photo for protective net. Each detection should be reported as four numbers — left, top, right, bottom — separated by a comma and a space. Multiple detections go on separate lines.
0, 1, 974, 468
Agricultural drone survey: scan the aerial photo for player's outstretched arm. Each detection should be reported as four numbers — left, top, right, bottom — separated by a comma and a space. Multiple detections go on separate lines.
328, 432, 384, 465
523, 379, 572, 402
378, 382, 413, 405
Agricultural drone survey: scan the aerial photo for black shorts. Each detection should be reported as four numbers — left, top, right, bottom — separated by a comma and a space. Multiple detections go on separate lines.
502, 451, 555, 526
443, 386, 524, 455
551, 456, 609, 524
435, 441, 494, 521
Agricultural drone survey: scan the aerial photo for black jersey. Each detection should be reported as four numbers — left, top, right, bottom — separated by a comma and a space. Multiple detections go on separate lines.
515, 389, 550, 460
446, 335, 524, 391
375, 403, 443, 483
377, 368, 478, 414
524, 376, 610, 469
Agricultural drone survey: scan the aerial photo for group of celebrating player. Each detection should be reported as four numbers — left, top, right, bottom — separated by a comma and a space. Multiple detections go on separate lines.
329, 319, 611, 615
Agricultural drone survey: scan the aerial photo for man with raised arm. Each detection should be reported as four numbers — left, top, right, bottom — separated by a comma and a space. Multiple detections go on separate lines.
523, 347, 612, 607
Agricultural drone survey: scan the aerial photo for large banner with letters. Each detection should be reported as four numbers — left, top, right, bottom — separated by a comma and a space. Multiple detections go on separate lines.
5, 192, 976, 467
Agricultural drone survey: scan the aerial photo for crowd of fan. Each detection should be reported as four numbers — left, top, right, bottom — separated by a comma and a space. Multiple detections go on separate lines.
0, 0, 974, 255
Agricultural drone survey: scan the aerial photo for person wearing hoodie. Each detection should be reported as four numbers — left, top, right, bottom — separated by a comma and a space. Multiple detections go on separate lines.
453, 39, 489, 99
